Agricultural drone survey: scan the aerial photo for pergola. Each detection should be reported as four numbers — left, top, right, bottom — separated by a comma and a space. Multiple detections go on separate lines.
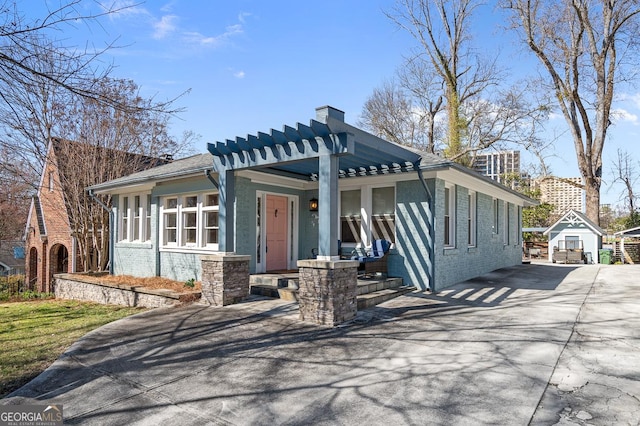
207, 106, 422, 260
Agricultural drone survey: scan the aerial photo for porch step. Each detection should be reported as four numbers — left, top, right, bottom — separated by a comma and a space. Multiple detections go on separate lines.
250, 273, 299, 289
250, 278, 415, 309
357, 285, 416, 310
357, 277, 403, 295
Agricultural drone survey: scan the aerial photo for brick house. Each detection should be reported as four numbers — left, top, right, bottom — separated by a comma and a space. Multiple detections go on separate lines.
24, 139, 165, 292
89, 106, 538, 293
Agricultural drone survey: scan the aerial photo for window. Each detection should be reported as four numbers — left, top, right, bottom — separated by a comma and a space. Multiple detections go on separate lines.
503, 201, 509, 245
48, 172, 54, 192
339, 186, 396, 246
203, 194, 219, 246
565, 235, 580, 249
493, 198, 499, 234
468, 191, 476, 247
372, 187, 395, 243
182, 195, 198, 245
121, 196, 129, 241
340, 189, 361, 243
145, 196, 152, 242
444, 184, 455, 247
133, 196, 141, 241
517, 206, 522, 245
164, 197, 178, 245
160, 193, 219, 249
119, 194, 151, 242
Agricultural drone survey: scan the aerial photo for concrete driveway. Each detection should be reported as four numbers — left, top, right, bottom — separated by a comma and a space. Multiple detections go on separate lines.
3, 263, 639, 425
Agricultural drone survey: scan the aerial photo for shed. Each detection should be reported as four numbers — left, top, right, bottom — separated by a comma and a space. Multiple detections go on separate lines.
543, 210, 603, 264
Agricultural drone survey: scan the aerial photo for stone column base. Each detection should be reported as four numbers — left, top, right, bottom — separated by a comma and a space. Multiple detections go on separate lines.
201, 254, 250, 306
297, 259, 359, 326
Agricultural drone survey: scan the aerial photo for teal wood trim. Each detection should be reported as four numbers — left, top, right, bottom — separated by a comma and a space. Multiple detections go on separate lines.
318, 154, 338, 259
209, 132, 349, 172
219, 170, 235, 252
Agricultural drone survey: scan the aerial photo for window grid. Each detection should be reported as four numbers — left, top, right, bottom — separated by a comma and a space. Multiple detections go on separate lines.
160, 193, 219, 249
164, 197, 178, 245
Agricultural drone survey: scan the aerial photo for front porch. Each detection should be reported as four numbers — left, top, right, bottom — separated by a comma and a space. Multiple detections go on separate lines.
249, 271, 416, 309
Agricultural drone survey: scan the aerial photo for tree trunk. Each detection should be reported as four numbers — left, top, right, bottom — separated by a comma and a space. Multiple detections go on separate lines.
445, 88, 462, 159
585, 178, 601, 226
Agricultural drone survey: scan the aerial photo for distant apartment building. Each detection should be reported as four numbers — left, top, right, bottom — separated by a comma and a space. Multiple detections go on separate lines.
532, 176, 585, 215
472, 150, 521, 185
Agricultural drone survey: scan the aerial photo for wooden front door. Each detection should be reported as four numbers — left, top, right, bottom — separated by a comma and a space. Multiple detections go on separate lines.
266, 195, 288, 271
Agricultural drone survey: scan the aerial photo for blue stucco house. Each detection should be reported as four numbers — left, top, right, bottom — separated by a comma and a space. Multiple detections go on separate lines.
88, 106, 536, 292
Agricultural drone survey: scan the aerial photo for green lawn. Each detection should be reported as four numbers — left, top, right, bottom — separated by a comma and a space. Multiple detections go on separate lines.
0, 299, 146, 398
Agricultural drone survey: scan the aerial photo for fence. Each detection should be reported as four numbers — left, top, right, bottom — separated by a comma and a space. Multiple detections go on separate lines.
0, 274, 27, 299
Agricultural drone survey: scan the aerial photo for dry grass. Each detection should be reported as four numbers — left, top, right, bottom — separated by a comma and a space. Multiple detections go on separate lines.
95, 275, 202, 292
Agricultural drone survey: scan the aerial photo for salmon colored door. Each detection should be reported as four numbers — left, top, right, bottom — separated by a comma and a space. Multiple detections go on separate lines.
266, 195, 288, 271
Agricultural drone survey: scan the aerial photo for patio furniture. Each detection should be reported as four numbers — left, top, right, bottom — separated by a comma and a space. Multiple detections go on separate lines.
552, 239, 586, 264
351, 239, 391, 277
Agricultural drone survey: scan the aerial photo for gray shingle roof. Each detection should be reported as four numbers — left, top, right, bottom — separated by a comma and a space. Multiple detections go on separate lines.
87, 153, 212, 192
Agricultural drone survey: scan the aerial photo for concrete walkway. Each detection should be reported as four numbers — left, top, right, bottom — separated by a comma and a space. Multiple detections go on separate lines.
3, 263, 639, 425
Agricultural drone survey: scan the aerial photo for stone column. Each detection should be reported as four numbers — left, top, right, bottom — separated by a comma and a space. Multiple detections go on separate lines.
297, 259, 359, 326
201, 254, 250, 306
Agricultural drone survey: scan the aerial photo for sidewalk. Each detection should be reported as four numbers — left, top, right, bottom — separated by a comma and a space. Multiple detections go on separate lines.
3, 264, 639, 425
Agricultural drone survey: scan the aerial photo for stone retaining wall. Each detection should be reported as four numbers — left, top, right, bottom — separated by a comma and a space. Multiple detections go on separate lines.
53, 274, 200, 308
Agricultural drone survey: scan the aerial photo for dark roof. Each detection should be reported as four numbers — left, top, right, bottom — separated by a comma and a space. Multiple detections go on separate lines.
614, 226, 640, 237
0, 240, 25, 271
52, 138, 168, 185
50, 138, 170, 212
33, 196, 46, 236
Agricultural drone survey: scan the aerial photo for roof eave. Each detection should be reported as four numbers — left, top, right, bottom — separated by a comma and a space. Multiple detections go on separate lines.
88, 166, 214, 194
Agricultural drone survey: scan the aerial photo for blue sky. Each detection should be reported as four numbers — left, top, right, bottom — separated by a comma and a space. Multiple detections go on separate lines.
22, 1, 640, 207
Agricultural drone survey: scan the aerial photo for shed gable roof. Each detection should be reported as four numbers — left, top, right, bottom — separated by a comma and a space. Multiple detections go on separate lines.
614, 226, 640, 237
544, 209, 604, 236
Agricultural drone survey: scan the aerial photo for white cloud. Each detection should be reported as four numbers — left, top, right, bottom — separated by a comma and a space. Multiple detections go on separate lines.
611, 108, 639, 125
234, 70, 246, 79
617, 92, 640, 108
160, 2, 176, 13
183, 24, 244, 47
153, 15, 178, 39
105, 0, 149, 19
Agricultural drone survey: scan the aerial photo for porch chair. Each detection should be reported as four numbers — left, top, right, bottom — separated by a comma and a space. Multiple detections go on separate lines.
351, 239, 391, 277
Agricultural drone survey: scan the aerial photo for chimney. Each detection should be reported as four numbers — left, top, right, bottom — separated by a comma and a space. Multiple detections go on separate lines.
315, 105, 345, 123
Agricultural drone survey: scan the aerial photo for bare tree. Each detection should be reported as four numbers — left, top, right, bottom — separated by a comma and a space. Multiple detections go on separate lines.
50, 79, 196, 272
0, 1, 196, 271
503, 0, 640, 224
0, 0, 147, 108
612, 149, 639, 216
0, 146, 32, 241
359, 79, 441, 152
370, 0, 548, 167
0, 1, 189, 180
386, 0, 501, 163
